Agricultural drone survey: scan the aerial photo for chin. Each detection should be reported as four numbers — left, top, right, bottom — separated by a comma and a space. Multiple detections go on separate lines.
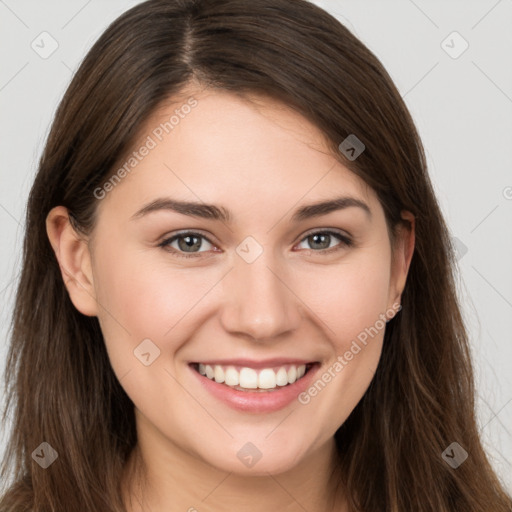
198, 439, 309, 476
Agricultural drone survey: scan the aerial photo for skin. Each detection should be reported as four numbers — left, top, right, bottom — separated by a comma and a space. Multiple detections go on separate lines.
46, 86, 415, 512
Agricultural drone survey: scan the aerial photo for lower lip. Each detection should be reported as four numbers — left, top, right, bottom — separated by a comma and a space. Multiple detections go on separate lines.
189, 363, 320, 413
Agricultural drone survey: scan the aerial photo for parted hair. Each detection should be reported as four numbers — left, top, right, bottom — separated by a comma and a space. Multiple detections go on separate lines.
1, 0, 511, 511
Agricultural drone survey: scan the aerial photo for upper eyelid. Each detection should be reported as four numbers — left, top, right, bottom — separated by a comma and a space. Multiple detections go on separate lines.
300, 227, 352, 240
160, 230, 215, 245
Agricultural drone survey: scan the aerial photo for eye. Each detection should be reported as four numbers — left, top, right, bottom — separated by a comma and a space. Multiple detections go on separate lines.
159, 229, 353, 259
295, 230, 353, 254
158, 231, 216, 259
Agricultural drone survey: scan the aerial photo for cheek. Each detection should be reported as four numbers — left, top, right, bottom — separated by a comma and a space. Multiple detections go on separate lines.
294, 250, 391, 424
91, 242, 218, 368
332, 254, 391, 372
298, 247, 392, 343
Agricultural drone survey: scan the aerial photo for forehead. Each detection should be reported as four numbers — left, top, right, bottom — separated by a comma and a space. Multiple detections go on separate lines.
95, 88, 377, 223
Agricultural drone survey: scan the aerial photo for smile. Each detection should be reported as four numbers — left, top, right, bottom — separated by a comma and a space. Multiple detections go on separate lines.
188, 359, 321, 412
191, 362, 312, 391
192, 363, 313, 391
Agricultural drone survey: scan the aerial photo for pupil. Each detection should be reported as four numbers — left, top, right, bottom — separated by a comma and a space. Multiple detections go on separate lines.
179, 235, 201, 252
311, 233, 329, 250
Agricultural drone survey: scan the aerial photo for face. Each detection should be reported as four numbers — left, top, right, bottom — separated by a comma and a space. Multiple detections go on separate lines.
51, 87, 412, 476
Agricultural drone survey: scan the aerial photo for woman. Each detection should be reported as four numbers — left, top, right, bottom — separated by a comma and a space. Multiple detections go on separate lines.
1, 0, 510, 510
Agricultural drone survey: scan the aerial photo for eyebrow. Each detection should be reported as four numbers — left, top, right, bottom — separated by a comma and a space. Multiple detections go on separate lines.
130, 195, 372, 223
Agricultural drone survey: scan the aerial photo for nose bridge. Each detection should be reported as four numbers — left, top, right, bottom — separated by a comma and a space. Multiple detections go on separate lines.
220, 244, 301, 341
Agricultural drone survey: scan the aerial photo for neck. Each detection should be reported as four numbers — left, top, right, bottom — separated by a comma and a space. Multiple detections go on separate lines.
122, 412, 347, 512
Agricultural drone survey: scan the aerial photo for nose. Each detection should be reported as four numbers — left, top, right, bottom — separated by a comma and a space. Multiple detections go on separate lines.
219, 252, 302, 342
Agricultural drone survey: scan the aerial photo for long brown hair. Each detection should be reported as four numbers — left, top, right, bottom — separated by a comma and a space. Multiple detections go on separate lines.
1, 0, 510, 510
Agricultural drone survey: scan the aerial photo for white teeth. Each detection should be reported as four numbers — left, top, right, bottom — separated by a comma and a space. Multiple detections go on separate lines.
195, 363, 308, 390
214, 365, 225, 383
258, 368, 276, 389
276, 367, 288, 386
239, 368, 258, 389
224, 366, 239, 386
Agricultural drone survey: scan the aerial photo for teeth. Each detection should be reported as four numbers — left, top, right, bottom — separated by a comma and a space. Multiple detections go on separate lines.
258, 368, 276, 389
288, 365, 297, 384
205, 365, 214, 379
196, 363, 308, 390
240, 368, 258, 389
225, 366, 239, 386
276, 367, 288, 386
214, 365, 225, 383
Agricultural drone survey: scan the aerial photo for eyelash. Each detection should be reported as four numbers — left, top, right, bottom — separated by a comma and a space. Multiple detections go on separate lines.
158, 230, 353, 259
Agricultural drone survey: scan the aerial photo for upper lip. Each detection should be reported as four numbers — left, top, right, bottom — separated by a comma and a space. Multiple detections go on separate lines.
190, 358, 317, 369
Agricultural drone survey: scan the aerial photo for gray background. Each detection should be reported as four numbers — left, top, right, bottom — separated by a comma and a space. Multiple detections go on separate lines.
1, 0, 511, 492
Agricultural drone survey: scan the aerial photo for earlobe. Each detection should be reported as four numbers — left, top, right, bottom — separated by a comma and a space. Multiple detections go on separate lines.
389, 210, 415, 307
46, 206, 99, 317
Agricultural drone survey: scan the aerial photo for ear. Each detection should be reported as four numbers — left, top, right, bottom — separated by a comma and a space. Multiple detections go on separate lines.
46, 206, 98, 316
387, 210, 415, 310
